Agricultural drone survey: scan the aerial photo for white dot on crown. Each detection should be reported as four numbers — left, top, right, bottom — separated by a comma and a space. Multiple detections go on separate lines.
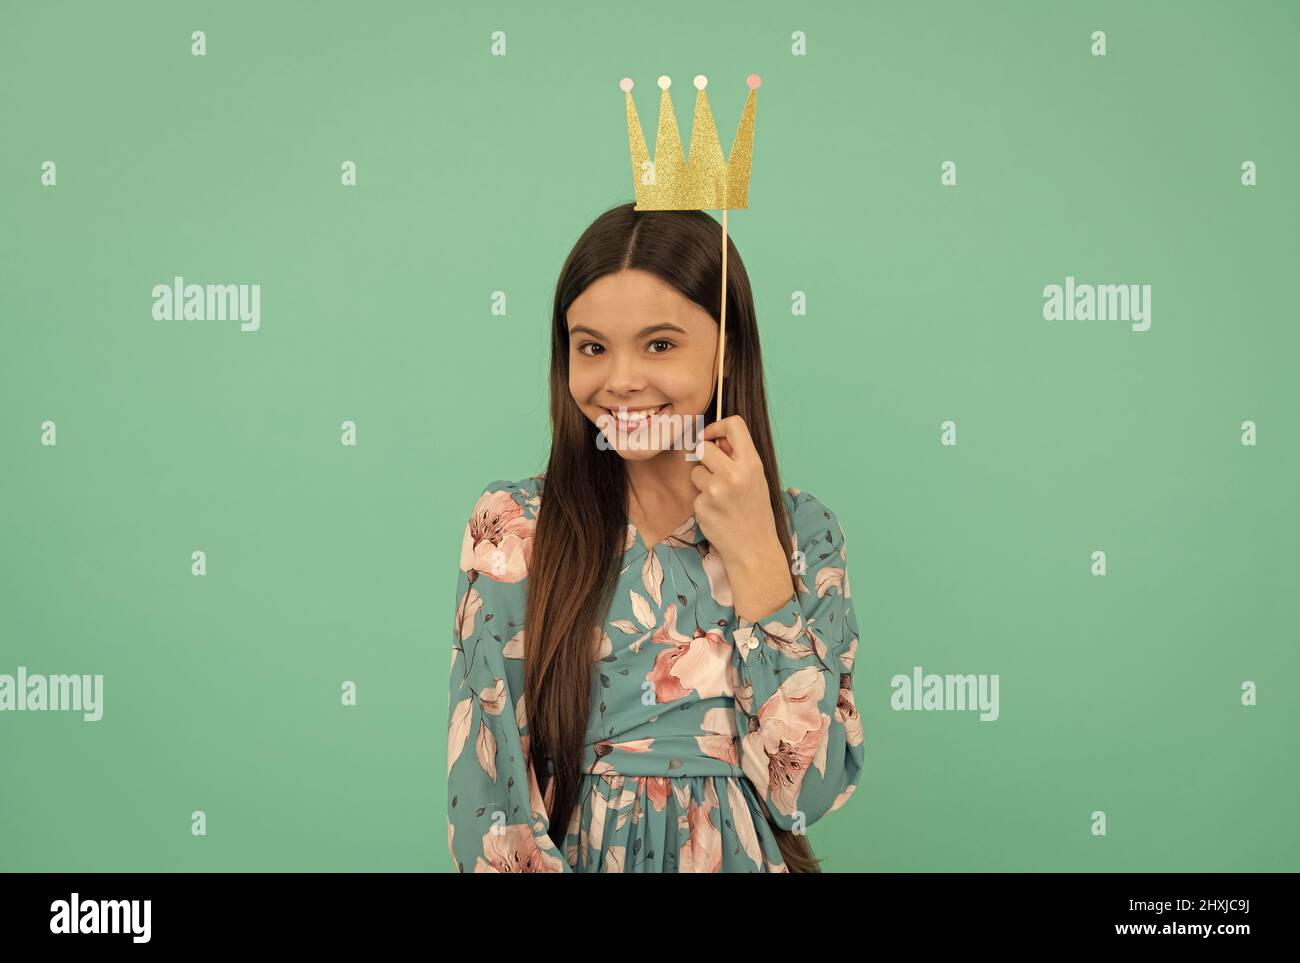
658, 75, 670, 89
694, 75, 707, 89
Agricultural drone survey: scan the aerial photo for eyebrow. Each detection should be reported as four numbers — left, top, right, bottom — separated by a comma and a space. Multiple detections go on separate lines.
568, 322, 688, 340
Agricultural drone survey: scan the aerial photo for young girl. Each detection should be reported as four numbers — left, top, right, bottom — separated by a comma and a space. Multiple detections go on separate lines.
447, 202, 865, 872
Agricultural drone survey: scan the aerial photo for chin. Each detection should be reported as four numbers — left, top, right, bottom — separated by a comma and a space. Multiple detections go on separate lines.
611, 445, 664, 461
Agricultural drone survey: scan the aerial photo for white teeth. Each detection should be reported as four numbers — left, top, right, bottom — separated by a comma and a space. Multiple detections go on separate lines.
609, 404, 664, 420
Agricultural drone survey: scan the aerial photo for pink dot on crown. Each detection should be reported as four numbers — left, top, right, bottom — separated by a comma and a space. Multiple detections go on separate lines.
620, 77, 633, 92
747, 74, 761, 89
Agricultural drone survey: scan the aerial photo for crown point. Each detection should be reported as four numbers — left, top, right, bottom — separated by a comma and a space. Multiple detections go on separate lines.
747, 73, 762, 89
694, 75, 707, 90
619, 77, 633, 92
657, 75, 671, 90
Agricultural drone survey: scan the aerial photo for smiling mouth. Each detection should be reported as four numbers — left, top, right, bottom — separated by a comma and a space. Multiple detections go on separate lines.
603, 403, 668, 425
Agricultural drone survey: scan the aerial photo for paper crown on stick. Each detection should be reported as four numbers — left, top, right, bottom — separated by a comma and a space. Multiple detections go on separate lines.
617, 72, 761, 421
620, 74, 760, 211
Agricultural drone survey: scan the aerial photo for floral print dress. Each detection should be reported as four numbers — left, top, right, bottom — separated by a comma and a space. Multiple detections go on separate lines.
447, 474, 865, 872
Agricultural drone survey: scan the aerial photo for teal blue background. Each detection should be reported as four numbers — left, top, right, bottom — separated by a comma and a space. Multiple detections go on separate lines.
1, 0, 1296, 870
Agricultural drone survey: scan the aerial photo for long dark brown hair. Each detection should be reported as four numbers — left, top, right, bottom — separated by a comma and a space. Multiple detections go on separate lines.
524, 201, 823, 872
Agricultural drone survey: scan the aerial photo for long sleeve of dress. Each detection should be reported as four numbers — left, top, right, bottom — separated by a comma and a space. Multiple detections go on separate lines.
446, 483, 573, 873
727, 490, 866, 835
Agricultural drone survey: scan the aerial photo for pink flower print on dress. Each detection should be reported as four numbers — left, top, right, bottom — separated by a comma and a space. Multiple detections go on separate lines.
460, 489, 535, 582
645, 604, 732, 703
475, 822, 567, 873
740, 666, 831, 820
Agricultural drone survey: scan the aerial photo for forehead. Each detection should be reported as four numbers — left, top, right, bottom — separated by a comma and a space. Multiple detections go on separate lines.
567, 269, 711, 334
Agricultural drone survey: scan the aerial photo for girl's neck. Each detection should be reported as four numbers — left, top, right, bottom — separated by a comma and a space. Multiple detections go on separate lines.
624, 449, 698, 514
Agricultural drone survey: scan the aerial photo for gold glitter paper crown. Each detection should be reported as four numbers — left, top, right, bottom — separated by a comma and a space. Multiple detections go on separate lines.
620, 73, 760, 211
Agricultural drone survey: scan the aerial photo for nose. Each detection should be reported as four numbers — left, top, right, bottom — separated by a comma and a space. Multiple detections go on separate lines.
603, 351, 647, 396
